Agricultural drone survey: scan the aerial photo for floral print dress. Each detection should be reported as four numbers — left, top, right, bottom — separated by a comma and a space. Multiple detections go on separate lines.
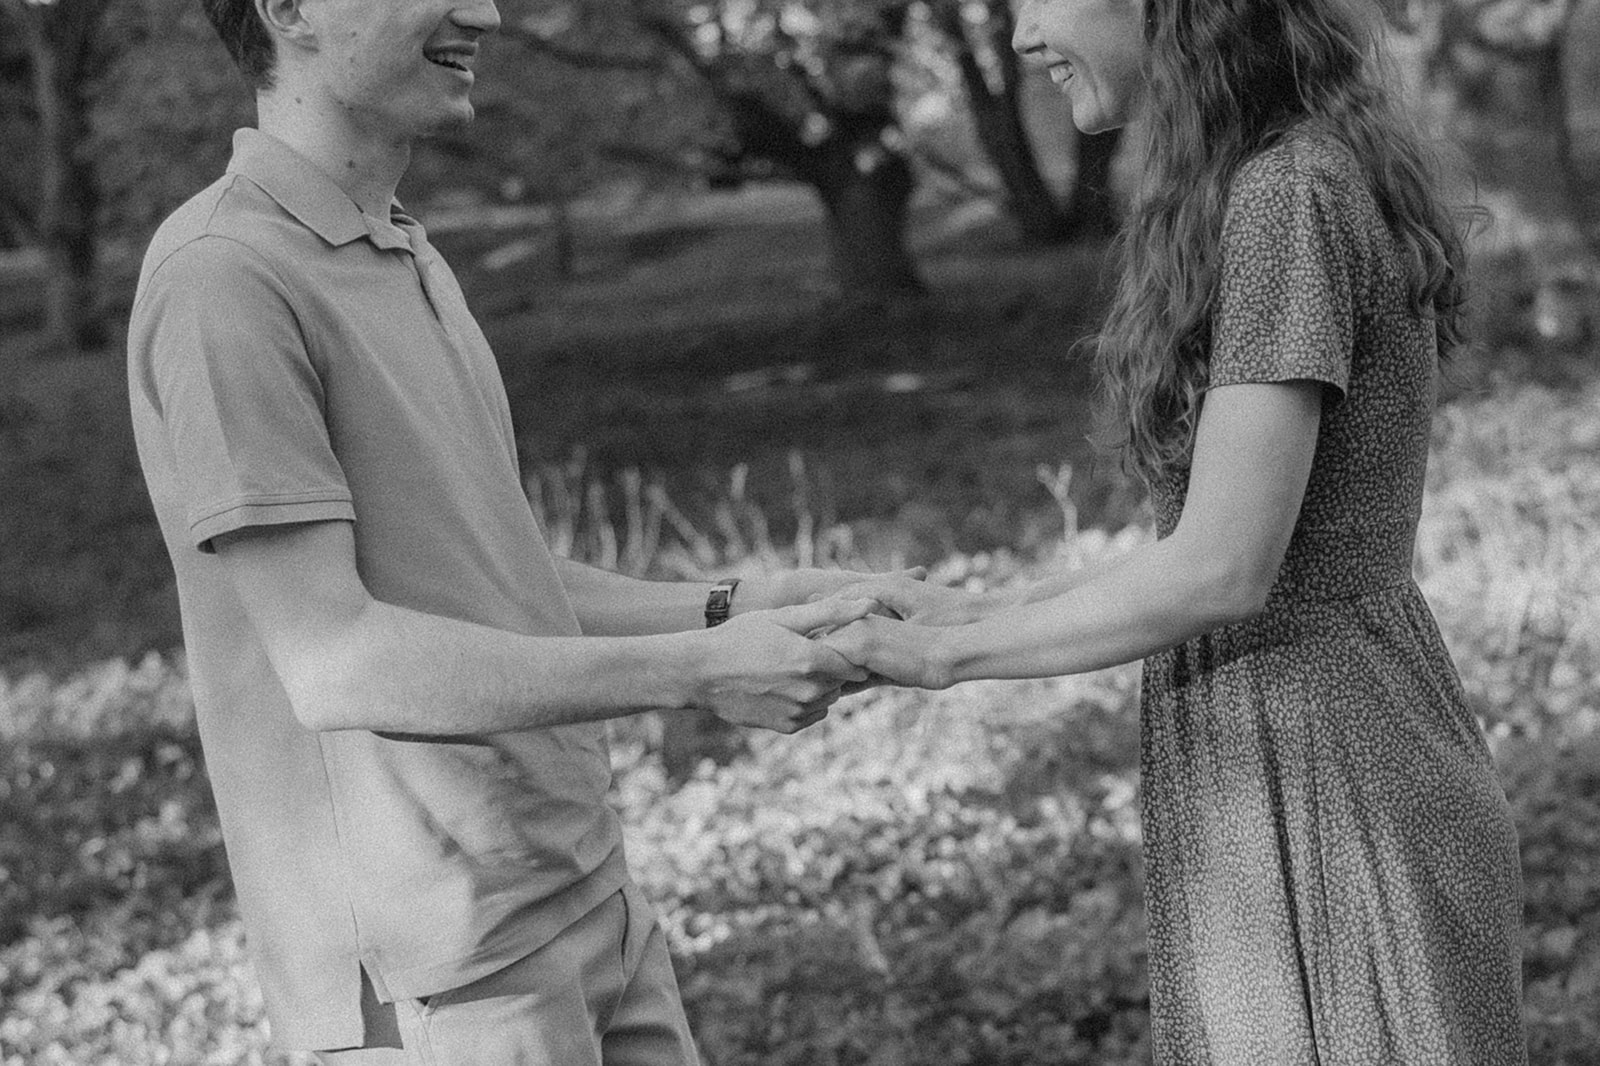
1139, 127, 1527, 1064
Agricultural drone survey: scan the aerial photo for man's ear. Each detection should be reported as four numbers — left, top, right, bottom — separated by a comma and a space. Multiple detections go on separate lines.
255, 0, 318, 54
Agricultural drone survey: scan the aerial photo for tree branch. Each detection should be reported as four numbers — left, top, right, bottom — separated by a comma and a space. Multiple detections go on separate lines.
1452, 0, 1578, 61
627, 0, 711, 77
0, 184, 36, 246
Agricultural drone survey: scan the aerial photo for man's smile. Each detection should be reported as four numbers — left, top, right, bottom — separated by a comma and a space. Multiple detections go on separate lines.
424, 44, 477, 74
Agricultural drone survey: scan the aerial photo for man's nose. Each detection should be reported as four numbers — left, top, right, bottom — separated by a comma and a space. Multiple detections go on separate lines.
456, 0, 501, 34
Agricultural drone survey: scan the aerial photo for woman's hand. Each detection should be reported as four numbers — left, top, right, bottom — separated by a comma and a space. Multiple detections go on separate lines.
738, 567, 928, 616
821, 616, 956, 691
829, 575, 1003, 627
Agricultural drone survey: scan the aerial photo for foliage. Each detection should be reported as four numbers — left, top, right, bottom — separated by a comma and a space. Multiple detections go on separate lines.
1416, 382, 1600, 740
619, 672, 1151, 1065
1410, 0, 1600, 259
85, 0, 251, 248
2, 375, 1600, 1063
1505, 733, 1600, 1066
0, 657, 260, 1064
0, 385, 181, 672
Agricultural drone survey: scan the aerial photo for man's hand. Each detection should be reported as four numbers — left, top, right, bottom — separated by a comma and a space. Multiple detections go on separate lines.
691, 597, 877, 733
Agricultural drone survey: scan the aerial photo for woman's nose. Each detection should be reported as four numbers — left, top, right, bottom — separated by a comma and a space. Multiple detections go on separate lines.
1011, 2, 1042, 57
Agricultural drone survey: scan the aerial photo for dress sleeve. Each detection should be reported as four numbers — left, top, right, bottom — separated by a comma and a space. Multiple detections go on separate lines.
1208, 153, 1357, 398
137, 236, 355, 552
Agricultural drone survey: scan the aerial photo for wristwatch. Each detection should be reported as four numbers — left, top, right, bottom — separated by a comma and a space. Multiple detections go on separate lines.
704, 577, 741, 627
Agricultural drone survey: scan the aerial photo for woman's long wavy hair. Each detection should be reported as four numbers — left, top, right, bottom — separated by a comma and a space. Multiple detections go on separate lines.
1095, 0, 1471, 485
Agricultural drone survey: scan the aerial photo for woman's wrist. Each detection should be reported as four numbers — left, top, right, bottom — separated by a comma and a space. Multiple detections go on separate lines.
971, 587, 1016, 622
926, 625, 966, 689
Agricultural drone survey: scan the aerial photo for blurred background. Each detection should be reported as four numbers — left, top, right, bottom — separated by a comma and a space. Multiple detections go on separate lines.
1, 1, 1598, 1063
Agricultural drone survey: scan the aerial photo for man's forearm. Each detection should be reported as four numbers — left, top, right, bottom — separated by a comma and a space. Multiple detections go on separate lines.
279, 596, 704, 733
553, 559, 879, 636
554, 558, 710, 636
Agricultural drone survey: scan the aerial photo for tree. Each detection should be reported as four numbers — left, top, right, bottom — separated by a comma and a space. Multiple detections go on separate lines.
0, 31, 40, 250
417, 3, 721, 282
87, 1, 250, 248
922, 0, 1121, 243
0, 0, 114, 347
507, 0, 926, 300
1417, 0, 1598, 253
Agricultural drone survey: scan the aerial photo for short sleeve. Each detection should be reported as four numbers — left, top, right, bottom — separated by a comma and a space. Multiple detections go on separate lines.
1209, 152, 1356, 398
136, 236, 354, 551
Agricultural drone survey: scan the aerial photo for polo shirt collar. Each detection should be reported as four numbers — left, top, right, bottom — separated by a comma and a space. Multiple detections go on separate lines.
227, 128, 417, 253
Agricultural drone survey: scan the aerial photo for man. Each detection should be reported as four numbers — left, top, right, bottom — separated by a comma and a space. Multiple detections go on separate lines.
128, 0, 891, 1061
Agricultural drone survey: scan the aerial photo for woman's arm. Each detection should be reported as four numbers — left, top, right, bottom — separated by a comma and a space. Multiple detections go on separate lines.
823, 515, 1141, 626
823, 381, 1323, 687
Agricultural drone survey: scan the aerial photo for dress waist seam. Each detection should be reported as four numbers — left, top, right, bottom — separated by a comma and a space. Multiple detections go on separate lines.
1267, 574, 1415, 609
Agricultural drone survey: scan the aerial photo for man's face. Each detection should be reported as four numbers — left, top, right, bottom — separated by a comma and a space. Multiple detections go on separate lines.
300, 0, 501, 143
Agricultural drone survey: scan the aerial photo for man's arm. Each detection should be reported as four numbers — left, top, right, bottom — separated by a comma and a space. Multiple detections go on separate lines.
216, 520, 872, 735
552, 557, 923, 636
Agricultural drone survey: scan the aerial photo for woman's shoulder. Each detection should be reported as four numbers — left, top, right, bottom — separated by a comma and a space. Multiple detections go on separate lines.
1229, 124, 1366, 211
1223, 124, 1385, 251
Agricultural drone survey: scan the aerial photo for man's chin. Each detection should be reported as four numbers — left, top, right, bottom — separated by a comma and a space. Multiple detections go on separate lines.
420, 105, 475, 138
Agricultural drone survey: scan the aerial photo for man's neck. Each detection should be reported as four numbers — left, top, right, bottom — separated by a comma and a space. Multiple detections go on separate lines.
256, 92, 411, 219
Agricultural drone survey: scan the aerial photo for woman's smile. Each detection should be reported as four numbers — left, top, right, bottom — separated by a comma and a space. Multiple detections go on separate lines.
1012, 0, 1146, 133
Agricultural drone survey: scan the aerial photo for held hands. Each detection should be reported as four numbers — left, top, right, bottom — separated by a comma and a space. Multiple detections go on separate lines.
827, 574, 1000, 627
693, 597, 877, 733
783, 573, 990, 693
695, 569, 971, 724
820, 615, 954, 692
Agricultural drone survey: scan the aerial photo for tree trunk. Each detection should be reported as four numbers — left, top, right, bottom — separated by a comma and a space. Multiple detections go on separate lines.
639, 4, 925, 300
812, 145, 923, 301
966, 68, 1075, 242
1434, 6, 1585, 240
1549, 34, 1600, 257
933, 0, 1070, 242
933, 0, 1121, 244
14, 1, 103, 349
45, 98, 102, 348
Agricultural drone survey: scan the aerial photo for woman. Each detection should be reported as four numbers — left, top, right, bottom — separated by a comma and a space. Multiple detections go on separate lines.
826, 0, 1526, 1061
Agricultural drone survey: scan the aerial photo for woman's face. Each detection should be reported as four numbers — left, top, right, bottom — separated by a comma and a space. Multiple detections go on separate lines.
1012, 0, 1149, 134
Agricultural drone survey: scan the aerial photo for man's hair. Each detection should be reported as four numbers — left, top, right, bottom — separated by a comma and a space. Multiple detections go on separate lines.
201, 0, 277, 90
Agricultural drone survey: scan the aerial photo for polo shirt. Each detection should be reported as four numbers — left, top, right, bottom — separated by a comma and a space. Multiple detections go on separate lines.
127, 129, 628, 1051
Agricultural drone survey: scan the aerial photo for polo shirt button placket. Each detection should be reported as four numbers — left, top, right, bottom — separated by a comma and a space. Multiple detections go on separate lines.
410, 254, 461, 345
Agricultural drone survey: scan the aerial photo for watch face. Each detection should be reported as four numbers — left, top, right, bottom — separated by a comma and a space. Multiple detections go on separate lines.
705, 580, 739, 626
